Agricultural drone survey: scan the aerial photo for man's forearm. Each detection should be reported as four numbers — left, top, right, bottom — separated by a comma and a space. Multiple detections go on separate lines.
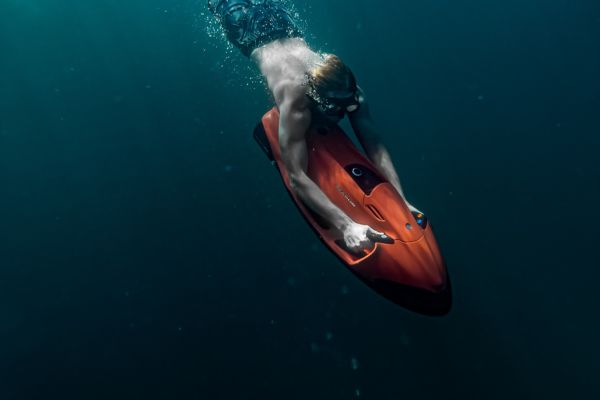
350, 116, 407, 200
368, 146, 406, 199
291, 172, 352, 230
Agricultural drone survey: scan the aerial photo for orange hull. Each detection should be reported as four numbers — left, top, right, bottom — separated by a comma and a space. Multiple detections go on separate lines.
254, 108, 451, 315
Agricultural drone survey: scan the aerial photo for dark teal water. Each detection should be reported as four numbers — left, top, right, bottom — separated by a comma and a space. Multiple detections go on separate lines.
1, 1, 599, 399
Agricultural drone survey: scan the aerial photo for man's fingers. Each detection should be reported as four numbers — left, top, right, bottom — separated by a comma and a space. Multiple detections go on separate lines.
366, 228, 394, 244
336, 239, 369, 257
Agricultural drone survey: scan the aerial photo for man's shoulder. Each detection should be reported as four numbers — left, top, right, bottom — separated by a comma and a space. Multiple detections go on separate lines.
273, 78, 307, 106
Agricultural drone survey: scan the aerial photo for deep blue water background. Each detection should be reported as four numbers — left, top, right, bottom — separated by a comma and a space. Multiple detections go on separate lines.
1, 1, 599, 399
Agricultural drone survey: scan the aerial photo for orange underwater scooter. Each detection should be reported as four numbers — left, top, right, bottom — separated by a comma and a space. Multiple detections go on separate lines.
254, 108, 451, 316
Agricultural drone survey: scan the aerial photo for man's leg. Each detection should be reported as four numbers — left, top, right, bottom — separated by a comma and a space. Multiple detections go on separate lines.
208, 0, 303, 57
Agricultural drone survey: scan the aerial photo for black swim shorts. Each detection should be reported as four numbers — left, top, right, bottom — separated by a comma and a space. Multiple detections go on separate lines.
208, 0, 303, 57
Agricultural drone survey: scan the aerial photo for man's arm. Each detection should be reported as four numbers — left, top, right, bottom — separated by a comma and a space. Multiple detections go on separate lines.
348, 87, 407, 200
274, 83, 393, 252
278, 97, 352, 232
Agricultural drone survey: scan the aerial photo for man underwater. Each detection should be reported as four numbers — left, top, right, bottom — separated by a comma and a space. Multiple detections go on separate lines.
209, 0, 420, 254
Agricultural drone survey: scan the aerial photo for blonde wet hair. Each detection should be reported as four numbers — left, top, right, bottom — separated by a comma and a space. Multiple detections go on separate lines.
305, 54, 357, 102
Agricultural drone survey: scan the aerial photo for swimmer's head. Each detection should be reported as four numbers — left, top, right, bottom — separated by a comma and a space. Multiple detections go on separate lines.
305, 54, 360, 119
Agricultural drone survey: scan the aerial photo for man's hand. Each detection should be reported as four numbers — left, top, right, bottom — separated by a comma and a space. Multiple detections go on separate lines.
340, 222, 393, 255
